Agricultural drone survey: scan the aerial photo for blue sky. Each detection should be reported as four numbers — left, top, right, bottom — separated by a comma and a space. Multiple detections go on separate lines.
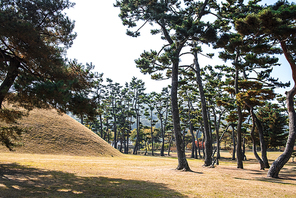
65, 0, 293, 95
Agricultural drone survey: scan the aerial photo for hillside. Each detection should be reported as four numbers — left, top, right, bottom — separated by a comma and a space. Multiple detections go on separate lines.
0, 104, 122, 157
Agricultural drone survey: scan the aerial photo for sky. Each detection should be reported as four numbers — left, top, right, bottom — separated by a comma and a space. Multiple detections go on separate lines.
65, 0, 293, 95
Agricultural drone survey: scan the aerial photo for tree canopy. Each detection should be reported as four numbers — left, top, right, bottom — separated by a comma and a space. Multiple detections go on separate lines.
0, 0, 99, 149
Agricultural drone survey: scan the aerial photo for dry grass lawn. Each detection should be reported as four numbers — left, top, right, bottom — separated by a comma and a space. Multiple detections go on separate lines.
0, 104, 295, 197
0, 103, 121, 157
0, 151, 295, 198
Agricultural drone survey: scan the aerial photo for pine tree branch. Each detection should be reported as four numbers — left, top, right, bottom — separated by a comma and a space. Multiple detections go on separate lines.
197, 0, 209, 20
157, 44, 171, 56
280, 40, 296, 85
134, 19, 150, 35
157, 21, 174, 45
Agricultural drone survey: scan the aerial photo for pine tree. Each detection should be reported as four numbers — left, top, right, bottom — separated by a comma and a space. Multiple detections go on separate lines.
106, 78, 122, 149
154, 87, 171, 156
143, 91, 159, 156
256, 103, 288, 149
214, 0, 288, 169
234, 0, 296, 178
130, 77, 146, 154
202, 65, 228, 165
0, 0, 99, 149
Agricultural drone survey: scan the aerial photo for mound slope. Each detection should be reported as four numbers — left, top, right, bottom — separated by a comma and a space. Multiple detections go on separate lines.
0, 105, 122, 157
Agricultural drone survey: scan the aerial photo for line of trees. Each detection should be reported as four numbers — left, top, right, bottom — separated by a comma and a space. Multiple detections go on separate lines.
114, 0, 295, 177
79, 68, 288, 169
79, 76, 174, 156
0, 0, 294, 179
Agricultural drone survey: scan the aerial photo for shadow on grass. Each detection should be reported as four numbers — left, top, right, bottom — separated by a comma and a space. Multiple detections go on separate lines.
234, 165, 296, 186
234, 176, 296, 186
0, 163, 186, 198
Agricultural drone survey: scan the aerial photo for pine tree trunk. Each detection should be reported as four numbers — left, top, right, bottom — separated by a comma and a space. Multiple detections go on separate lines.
254, 113, 269, 168
202, 136, 205, 159
160, 118, 165, 156
267, 41, 296, 178
0, 58, 20, 107
99, 114, 103, 138
124, 130, 127, 154
126, 118, 131, 154
236, 105, 244, 169
234, 56, 243, 169
243, 138, 247, 161
267, 86, 296, 177
232, 124, 236, 160
197, 131, 201, 158
133, 111, 140, 154
113, 101, 118, 149
119, 136, 123, 153
250, 110, 265, 170
213, 109, 221, 165
171, 61, 190, 171
167, 133, 173, 156
190, 122, 196, 158
194, 52, 212, 166
151, 111, 154, 156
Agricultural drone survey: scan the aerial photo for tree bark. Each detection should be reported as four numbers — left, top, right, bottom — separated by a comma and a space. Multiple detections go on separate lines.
234, 51, 243, 169
150, 110, 154, 156
113, 101, 118, 149
212, 107, 221, 164
99, 114, 103, 138
231, 124, 236, 160
167, 132, 173, 156
243, 137, 247, 161
194, 51, 212, 166
190, 122, 196, 158
0, 58, 20, 107
267, 86, 296, 177
197, 131, 201, 158
236, 94, 244, 169
160, 117, 165, 156
254, 112, 269, 168
250, 108, 265, 170
171, 60, 190, 171
133, 109, 140, 154
267, 41, 296, 178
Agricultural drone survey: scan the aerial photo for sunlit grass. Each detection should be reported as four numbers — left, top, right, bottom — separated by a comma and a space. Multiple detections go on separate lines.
0, 151, 295, 197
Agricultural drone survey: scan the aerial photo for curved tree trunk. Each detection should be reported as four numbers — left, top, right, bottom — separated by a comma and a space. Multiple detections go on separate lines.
267, 41, 296, 178
194, 51, 212, 166
254, 112, 269, 168
267, 86, 296, 177
0, 58, 20, 107
171, 60, 190, 171
250, 108, 265, 170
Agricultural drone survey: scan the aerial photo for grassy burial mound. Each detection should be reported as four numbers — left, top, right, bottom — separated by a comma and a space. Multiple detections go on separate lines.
0, 104, 121, 157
